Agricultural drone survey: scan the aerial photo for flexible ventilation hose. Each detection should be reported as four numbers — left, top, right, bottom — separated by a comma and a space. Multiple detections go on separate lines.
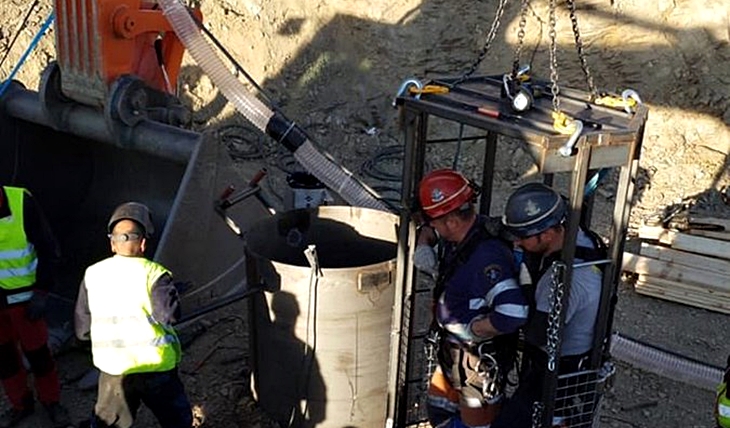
610, 332, 723, 392
158, 0, 389, 212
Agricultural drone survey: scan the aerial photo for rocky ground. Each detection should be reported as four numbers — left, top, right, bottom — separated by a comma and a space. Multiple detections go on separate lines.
1, 0, 730, 427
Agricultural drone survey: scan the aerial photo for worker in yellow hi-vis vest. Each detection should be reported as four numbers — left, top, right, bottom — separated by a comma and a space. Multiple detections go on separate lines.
0, 185, 70, 428
74, 202, 192, 428
716, 356, 730, 428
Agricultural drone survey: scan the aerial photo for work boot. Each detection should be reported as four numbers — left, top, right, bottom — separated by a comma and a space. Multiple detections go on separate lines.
44, 402, 72, 428
0, 405, 34, 428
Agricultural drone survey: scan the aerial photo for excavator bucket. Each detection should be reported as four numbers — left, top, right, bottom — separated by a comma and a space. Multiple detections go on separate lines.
0, 79, 271, 341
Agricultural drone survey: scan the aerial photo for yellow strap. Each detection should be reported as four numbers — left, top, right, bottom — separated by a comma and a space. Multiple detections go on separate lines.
408, 85, 450, 95
594, 94, 637, 109
552, 111, 577, 135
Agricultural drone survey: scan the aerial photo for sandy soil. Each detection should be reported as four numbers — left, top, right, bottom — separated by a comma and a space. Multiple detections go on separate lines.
1, 0, 730, 427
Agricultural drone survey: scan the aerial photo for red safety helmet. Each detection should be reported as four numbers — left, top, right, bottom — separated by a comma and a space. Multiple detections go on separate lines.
418, 169, 477, 219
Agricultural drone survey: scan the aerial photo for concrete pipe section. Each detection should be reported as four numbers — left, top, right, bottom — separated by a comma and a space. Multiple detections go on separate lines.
246, 206, 399, 428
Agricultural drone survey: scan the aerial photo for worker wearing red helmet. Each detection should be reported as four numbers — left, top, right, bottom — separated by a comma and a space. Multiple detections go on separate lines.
415, 169, 529, 428
74, 202, 192, 428
0, 185, 70, 428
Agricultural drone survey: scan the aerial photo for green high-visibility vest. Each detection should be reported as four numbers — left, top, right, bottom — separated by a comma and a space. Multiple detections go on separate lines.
84, 255, 181, 375
0, 187, 37, 290
717, 382, 730, 428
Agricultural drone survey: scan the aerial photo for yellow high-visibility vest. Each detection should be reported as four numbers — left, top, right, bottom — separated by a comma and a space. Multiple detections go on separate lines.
717, 382, 730, 428
0, 187, 37, 290
84, 255, 181, 375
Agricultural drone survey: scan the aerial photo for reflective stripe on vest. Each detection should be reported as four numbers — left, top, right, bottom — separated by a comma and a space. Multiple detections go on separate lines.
84, 256, 181, 375
718, 383, 730, 427
0, 187, 38, 290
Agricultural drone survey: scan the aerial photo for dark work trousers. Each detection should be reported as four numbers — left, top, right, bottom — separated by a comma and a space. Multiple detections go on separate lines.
93, 369, 192, 428
0, 304, 60, 409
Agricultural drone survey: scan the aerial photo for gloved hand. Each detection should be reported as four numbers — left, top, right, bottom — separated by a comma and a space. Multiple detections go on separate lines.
444, 320, 480, 345
26, 291, 49, 321
444, 314, 490, 345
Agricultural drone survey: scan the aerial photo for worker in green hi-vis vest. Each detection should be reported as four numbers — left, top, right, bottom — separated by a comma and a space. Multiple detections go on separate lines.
716, 356, 730, 428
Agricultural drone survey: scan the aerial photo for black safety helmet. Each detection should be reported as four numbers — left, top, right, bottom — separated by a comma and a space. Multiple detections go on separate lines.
107, 202, 155, 237
502, 182, 566, 239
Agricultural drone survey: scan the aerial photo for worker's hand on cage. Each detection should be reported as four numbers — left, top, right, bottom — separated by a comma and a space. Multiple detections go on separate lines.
26, 290, 49, 321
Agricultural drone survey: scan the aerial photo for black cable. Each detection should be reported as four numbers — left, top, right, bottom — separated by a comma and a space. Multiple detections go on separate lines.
0, 0, 39, 73
217, 124, 270, 161
360, 145, 407, 182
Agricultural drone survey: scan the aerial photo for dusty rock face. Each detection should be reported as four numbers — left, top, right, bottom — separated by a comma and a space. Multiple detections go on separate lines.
1, 0, 730, 426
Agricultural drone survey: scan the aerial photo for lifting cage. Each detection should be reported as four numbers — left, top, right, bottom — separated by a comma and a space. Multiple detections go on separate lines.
388, 74, 648, 427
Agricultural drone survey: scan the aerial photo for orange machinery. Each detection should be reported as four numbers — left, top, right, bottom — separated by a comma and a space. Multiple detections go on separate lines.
52, 0, 201, 107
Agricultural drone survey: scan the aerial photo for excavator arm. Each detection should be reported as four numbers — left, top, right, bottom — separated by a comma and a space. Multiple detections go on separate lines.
53, 0, 201, 107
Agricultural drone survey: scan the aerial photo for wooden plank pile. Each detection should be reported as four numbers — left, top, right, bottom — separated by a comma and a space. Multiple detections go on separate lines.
622, 215, 730, 314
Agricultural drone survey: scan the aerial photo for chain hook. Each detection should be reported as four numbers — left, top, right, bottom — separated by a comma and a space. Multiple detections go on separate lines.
621, 89, 642, 114
392, 78, 423, 107
558, 119, 584, 157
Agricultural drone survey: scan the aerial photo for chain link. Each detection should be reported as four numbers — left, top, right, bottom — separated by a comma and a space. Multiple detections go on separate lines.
545, 261, 566, 373
511, 0, 531, 79
531, 401, 544, 428
566, 0, 597, 98
547, 0, 561, 113
453, 0, 509, 85
423, 330, 440, 392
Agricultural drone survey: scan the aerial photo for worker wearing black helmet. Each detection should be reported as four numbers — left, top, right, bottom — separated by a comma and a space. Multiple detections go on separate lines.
493, 182, 605, 428
0, 185, 71, 428
414, 169, 529, 428
74, 202, 192, 428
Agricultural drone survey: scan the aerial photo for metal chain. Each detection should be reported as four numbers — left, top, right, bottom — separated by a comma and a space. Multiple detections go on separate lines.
453, 0, 510, 85
511, 0, 531, 79
566, 0, 597, 98
547, 0, 561, 113
545, 260, 566, 373
423, 330, 440, 392
531, 401, 545, 428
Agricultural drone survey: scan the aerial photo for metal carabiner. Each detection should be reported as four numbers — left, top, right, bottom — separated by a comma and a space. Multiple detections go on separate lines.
621, 89, 642, 114
392, 78, 423, 107
558, 119, 584, 157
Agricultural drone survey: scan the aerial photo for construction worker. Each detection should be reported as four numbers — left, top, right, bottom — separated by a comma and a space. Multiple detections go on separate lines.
74, 202, 192, 428
413, 169, 529, 428
0, 185, 71, 428
716, 355, 730, 428
493, 182, 605, 428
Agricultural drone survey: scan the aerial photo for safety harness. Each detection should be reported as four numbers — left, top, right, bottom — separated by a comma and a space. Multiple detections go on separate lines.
428, 216, 519, 405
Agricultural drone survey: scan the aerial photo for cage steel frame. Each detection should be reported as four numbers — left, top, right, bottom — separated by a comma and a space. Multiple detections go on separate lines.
386, 74, 648, 428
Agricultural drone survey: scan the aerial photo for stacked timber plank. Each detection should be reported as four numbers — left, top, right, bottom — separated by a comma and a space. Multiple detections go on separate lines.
622, 215, 730, 314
